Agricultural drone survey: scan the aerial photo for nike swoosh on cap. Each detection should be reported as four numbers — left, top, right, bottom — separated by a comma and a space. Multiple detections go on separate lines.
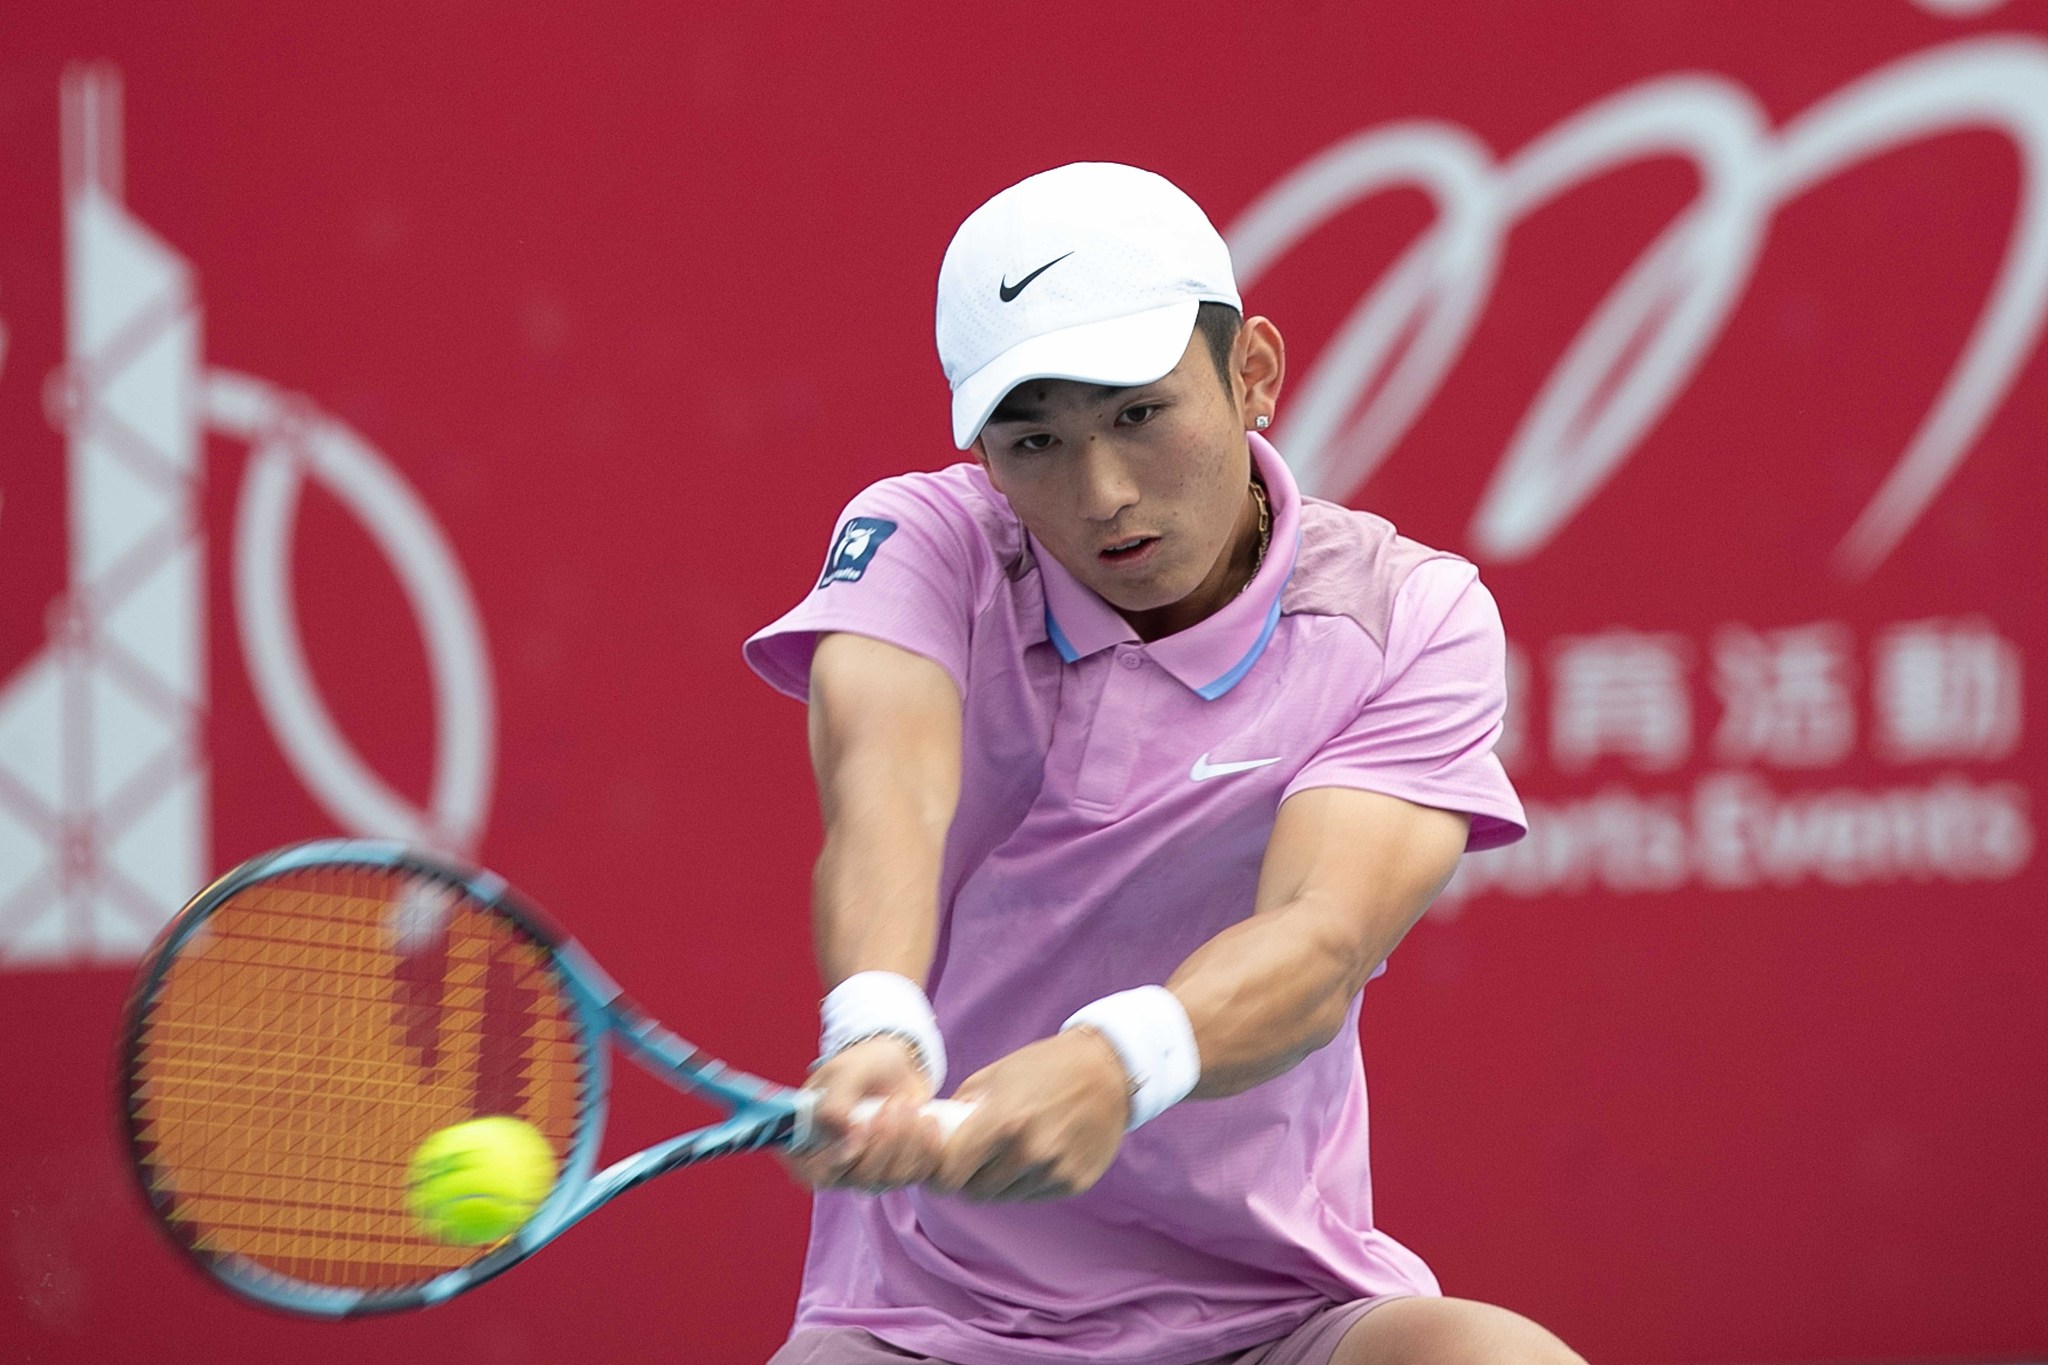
1190, 753, 1283, 782
998, 252, 1073, 303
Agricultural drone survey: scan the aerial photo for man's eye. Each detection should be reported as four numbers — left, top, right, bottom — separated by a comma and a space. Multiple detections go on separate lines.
1014, 433, 1054, 454
1119, 404, 1161, 426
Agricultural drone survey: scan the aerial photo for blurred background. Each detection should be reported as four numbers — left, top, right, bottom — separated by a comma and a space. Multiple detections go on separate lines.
2, 2, 2043, 1361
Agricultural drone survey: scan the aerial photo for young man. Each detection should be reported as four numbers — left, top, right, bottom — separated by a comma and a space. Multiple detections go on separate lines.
746, 163, 1582, 1365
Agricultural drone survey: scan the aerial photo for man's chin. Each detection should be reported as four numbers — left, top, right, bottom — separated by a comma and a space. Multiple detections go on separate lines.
1086, 577, 1188, 617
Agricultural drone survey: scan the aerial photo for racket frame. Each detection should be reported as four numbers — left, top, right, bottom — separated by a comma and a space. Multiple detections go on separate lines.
119, 838, 816, 1318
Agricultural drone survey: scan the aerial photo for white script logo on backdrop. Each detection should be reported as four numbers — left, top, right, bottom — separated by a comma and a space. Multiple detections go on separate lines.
1230, 36, 2048, 577
1226, 33, 2042, 906
0, 68, 494, 967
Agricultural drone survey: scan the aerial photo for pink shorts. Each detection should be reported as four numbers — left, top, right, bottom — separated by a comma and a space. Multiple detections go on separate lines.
767, 1297, 1409, 1365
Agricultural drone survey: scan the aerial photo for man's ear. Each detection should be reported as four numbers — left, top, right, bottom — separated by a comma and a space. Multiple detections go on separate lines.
1236, 316, 1286, 428
970, 437, 1001, 490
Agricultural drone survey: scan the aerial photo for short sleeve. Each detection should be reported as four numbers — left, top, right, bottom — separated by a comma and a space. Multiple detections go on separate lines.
1283, 559, 1527, 851
743, 472, 992, 702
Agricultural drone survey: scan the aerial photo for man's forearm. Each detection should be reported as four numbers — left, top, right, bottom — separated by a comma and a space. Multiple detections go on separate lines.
804, 632, 963, 989
1166, 896, 1406, 1096
1165, 788, 1471, 1098
811, 811, 944, 986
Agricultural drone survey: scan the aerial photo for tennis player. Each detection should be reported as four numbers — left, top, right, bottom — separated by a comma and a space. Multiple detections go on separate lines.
746, 163, 1582, 1365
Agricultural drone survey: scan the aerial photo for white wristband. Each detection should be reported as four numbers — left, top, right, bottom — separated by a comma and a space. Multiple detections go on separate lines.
818, 971, 947, 1090
1061, 986, 1200, 1130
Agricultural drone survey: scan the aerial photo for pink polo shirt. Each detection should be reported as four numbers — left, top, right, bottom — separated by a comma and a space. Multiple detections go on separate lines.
745, 435, 1524, 1365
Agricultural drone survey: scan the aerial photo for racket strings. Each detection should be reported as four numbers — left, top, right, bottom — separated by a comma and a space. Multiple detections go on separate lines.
130, 868, 585, 1292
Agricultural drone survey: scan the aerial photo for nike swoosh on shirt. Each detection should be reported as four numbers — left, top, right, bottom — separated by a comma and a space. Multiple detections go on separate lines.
998, 252, 1073, 302
1190, 753, 1283, 782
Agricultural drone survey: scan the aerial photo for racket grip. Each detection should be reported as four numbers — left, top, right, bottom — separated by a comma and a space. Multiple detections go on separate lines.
848, 1097, 973, 1138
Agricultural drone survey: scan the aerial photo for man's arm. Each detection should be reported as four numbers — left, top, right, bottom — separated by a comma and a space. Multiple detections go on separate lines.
786, 630, 964, 1191
806, 631, 961, 987
930, 785, 1468, 1200
1170, 786, 1467, 1095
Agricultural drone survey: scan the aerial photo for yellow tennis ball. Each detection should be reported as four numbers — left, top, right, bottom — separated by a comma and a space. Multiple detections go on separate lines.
405, 1116, 557, 1246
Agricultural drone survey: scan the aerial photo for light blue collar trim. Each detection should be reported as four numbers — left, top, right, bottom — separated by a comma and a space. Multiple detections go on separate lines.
1045, 606, 1082, 664
1193, 582, 1286, 700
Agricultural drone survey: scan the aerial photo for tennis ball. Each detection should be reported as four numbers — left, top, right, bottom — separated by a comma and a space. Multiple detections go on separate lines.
405, 1116, 557, 1245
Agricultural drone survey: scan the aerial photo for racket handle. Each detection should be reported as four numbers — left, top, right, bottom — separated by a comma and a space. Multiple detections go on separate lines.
848, 1097, 973, 1138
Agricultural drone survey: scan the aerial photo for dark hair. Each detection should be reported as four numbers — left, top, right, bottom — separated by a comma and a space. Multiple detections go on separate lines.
1194, 301, 1243, 391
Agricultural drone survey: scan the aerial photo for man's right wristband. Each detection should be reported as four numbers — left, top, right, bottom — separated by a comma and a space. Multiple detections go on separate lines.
817, 970, 947, 1090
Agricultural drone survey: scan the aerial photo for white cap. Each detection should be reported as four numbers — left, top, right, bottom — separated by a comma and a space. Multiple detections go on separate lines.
936, 162, 1242, 449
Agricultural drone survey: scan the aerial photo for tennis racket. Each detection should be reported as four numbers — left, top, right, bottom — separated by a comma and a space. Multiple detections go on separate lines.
118, 838, 965, 1317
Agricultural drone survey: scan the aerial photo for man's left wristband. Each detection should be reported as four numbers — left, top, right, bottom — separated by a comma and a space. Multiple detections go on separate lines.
817, 970, 947, 1090
1061, 985, 1200, 1130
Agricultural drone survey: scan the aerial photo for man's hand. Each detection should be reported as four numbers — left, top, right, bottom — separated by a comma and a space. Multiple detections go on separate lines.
783, 1036, 946, 1193
928, 1029, 1130, 1202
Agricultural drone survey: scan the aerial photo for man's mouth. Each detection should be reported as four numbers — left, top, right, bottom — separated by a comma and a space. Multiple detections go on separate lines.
1098, 535, 1160, 566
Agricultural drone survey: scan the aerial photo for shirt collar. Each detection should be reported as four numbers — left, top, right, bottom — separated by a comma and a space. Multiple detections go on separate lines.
1035, 433, 1300, 700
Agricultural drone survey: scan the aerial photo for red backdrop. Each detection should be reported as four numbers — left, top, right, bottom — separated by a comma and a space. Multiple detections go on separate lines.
3, 3, 2044, 1361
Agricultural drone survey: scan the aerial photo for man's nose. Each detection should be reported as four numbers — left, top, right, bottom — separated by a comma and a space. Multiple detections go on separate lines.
1076, 439, 1139, 522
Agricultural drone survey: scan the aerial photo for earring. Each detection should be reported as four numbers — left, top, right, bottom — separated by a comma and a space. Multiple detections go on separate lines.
1254, 415, 1270, 430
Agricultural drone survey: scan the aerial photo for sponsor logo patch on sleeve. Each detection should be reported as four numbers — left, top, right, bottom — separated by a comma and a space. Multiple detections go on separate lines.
818, 517, 899, 587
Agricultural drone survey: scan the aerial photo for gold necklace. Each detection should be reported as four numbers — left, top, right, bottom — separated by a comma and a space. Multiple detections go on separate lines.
1240, 477, 1271, 596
